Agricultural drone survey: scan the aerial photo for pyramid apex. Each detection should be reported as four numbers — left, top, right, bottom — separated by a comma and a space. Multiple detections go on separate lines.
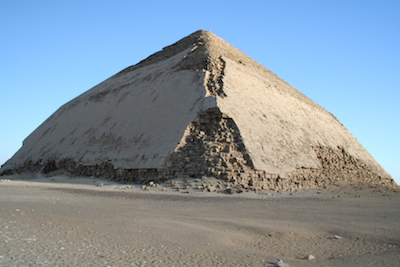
117, 29, 261, 76
114, 29, 227, 75
187, 29, 217, 38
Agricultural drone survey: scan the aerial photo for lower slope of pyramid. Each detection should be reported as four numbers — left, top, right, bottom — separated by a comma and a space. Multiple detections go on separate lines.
1, 30, 395, 190
1, 47, 210, 173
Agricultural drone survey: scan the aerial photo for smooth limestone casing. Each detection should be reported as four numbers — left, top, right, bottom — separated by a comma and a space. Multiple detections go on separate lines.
2, 49, 213, 171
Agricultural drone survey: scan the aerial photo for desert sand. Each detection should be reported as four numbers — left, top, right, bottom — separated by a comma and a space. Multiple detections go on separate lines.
1, 175, 399, 266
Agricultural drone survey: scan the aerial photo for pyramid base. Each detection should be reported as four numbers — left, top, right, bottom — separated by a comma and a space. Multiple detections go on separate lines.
1, 116, 396, 191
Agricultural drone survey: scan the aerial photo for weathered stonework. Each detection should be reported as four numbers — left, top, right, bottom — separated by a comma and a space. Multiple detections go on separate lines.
159, 107, 253, 180
286, 146, 396, 189
1, 141, 396, 191
2, 158, 160, 184
206, 56, 227, 98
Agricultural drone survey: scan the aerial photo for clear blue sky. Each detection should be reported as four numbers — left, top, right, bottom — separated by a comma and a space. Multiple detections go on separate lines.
1, 0, 399, 184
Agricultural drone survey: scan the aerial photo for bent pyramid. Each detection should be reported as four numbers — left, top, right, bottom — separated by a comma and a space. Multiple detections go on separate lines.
1, 30, 395, 190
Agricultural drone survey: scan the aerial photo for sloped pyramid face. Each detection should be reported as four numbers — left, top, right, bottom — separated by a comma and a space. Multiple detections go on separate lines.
1, 30, 395, 190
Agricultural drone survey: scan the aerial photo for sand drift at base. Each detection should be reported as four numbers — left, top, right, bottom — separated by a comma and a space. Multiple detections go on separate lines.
0, 177, 399, 266
0, 30, 395, 190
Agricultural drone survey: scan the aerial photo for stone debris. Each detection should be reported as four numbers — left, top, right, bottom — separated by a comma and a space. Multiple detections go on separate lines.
227, 188, 242, 194
139, 184, 153, 191
274, 258, 290, 267
305, 254, 315, 260
334, 235, 342, 239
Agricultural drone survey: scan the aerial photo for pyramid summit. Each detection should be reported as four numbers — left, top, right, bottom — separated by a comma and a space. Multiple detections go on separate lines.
1, 30, 395, 190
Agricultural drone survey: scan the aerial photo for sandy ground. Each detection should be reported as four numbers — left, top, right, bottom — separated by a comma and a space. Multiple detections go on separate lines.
0, 175, 399, 266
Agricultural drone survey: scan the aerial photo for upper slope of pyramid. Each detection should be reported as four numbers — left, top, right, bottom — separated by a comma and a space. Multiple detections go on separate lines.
126, 29, 273, 72
117, 30, 329, 116
118, 30, 234, 72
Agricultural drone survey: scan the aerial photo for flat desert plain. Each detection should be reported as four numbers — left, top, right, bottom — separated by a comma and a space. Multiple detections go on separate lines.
0, 175, 399, 266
